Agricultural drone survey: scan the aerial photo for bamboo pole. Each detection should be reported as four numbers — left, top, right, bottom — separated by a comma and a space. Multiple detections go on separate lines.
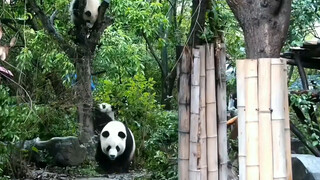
236, 60, 246, 180
189, 48, 201, 180
216, 41, 228, 180
283, 59, 292, 180
198, 45, 207, 180
178, 47, 191, 180
205, 44, 218, 179
245, 59, 259, 180
271, 58, 287, 180
258, 58, 273, 180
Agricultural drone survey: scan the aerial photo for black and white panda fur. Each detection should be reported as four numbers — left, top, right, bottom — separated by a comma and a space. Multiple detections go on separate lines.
93, 102, 114, 133
95, 120, 136, 173
69, 0, 101, 28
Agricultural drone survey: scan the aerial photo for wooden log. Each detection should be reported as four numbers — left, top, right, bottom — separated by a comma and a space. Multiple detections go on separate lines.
178, 47, 191, 180
245, 59, 259, 180
283, 59, 293, 180
189, 48, 200, 179
205, 44, 219, 179
216, 41, 228, 180
271, 58, 287, 180
236, 59, 247, 180
198, 45, 207, 180
258, 58, 273, 180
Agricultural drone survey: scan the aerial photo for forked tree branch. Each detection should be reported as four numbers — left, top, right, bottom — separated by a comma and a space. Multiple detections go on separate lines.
26, 0, 77, 58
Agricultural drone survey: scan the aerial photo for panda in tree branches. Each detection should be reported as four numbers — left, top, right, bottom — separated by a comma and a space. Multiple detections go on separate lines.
69, 0, 101, 28
93, 102, 114, 133
96, 120, 136, 173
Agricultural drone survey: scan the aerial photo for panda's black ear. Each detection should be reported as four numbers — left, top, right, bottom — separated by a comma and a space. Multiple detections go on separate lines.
85, 11, 91, 17
102, 131, 109, 138
118, 131, 126, 139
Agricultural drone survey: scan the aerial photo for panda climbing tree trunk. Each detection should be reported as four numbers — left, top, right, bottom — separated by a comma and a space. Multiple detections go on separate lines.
26, 0, 112, 143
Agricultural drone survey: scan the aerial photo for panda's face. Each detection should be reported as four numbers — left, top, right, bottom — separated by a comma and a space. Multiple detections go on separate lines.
83, 0, 100, 28
98, 103, 112, 113
100, 121, 127, 160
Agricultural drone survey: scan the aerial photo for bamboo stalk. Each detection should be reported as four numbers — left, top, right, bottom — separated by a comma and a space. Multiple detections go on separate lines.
198, 45, 207, 180
205, 44, 218, 179
236, 59, 247, 180
258, 58, 273, 180
283, 59, 292, 180
178, 47, 191, 180
189, 48, 201, 180
271, 58, 287, 180
245, 59, 259, 180
216, 41, 228, 180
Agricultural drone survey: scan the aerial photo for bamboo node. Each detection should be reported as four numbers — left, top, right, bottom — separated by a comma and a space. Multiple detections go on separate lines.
207, 135, 218, 138
178, 130, 190, 134
245, 76, 258, 79
271, 118, 285, 121
207, 169, 219, 172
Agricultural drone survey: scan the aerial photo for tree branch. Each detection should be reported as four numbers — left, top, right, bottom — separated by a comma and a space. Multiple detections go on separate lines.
26, 0, 76, 58
88, 0, 113, 52
290, 121, 320, 157
142, 32, 164, 75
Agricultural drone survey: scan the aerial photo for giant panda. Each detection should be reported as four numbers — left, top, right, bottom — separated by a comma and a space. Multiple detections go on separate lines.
93, 102, 114, 133
95, 120, 136, 173
69, 0, 101, 28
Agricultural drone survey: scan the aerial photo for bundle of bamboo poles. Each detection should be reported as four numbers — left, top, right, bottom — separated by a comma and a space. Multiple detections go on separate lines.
236, 58, 292, 180
178, 42, 228, 180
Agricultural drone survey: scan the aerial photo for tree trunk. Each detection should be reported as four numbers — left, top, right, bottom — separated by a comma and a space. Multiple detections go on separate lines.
76, 55, 94, 143
188, 0, 209, 46
226, 0, 292, 58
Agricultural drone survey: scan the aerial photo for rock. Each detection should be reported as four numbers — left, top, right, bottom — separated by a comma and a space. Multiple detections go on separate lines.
292, 154, 320, 180
24, 136, 86, 166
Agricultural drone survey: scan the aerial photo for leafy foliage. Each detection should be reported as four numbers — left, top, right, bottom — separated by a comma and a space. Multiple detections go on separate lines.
145, 111, 178, 180
290, 93, 320, 149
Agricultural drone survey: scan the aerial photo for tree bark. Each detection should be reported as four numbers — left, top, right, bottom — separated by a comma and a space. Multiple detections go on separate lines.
188, 0, 209, 46
226, 0, 292, 58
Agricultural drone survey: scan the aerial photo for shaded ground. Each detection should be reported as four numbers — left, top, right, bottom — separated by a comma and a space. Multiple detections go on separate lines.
27, 169, 150, 180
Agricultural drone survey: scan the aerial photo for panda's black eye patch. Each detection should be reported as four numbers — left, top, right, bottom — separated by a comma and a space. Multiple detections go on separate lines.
102, 104, 106, 109
102, 131, 109, 138
106, 146, 111, 152
118, 132, 126, 139
85, 11, 91, 17
116, 146, 120, 152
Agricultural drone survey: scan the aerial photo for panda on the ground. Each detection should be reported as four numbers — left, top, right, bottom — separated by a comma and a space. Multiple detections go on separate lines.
95, 120, 136, 173
69, 0, 101, 28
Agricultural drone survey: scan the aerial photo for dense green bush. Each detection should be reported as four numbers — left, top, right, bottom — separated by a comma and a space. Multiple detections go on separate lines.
145, 111, 178, 180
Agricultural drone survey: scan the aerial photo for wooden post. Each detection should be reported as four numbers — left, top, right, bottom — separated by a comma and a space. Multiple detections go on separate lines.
206, 44, 218, 179
189, 48, 201, 179
258, 58, 273, 180
178, 47, 191, 180
236, 60, 246, 180
199, 45, 207, 180
283, 59, 293, 180
245, 59, 259, 180
216, 41, 228, 180
271, 58, 287, 180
